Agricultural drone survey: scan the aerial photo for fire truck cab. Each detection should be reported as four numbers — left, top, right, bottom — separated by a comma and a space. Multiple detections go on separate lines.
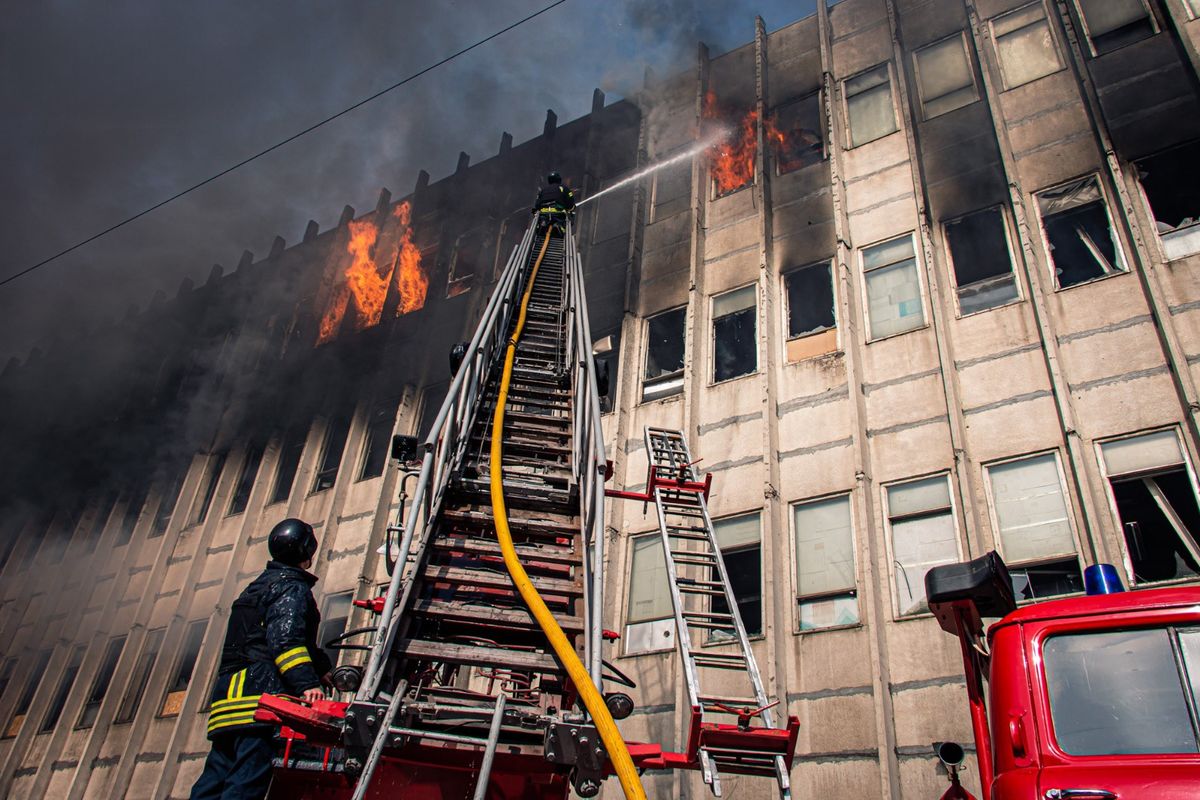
926, 552, 1200, 800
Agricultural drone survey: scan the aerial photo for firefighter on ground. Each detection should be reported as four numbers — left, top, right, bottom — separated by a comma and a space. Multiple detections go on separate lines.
532, 171, 576, 217
190, 518, 332, 800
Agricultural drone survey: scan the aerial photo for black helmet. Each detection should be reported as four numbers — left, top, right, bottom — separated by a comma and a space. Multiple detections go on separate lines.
268, 518, 317, 566
547, 172, 562, 185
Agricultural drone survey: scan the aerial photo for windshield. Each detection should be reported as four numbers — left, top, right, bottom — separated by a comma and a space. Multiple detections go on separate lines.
1043, 627, 1200, 756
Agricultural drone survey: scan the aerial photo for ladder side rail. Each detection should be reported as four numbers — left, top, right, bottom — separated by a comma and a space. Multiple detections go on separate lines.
359, 219, 538, 698
650, 492, 703, 711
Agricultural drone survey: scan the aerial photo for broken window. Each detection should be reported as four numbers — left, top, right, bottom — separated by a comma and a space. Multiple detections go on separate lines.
227, 443, 263, 517
40, 645, 87, 734
3, 650, 50, 739
712, 286, 757, 383
844, 64, 897, 148
1075, 0, 1156, 56
150, 469, 185, 538
448, 229, 484, 297
784, 262, 837, 361
593, 331, 619, 414
318, 592, 354, 671
794, 495, 859, 631
77, 635, 125, 730
359, 403, 396, 481
990, 2, 1063, 90
159, 619, 207, 717
651, 158, 692, 221
114, 628, 164, 724
1100, 430, 1200, 585
913, 33, 979, 119
945, 207, 1020, 314
1037, 176, 1126, 289
270, 424, 308, 505
312, 410, 352, 494
863, 235, 925, 339
1136, 141, 1200, 260
986, 453, 1084, 600
191, 451, 227, 526
710, 514, 762, 638
771, 91, 824, 174
624, 533, 673, 654
887, 475, 960, 616
114, 482, 148, 547
643, 307, 686, 402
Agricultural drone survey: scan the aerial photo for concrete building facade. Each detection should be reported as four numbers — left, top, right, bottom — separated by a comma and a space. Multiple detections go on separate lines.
1, 0, 1199, 797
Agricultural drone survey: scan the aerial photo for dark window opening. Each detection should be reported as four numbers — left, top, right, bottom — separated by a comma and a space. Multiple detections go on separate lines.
1009, 557, 1085, 602
151, 470, 185, 538
85, 491, 118, 555
419, 384, 448, 444
312, 410, 352, 494
160, 620, 207, 717
359, 403, 396, 481
193, 451, 227, 525
1114, 470, 1200, 584
114, 628, 164, 724
945, 207, 1019, 313
0, 658, 18, 709
44, 503, 84, 565
227, 443, 264, 517
449, 230, 484, 297
643, 308, 686, 402
1136, 142, 1200, 258
3, 650, 50, 739
1038, 177, 1125, 288
318, 592, 354, 673
1077, 0, 1155, 55
40, 644, 86, 734
114, 483, 148, 547
771, 92, 824, 174
785, 263, 835, 338
711, 546, 762, 637
77, 635, 125, 730
652, 159, 692, 222
713, 287, 757, 383
593, 332, 619, 414
271, 425, 309, 505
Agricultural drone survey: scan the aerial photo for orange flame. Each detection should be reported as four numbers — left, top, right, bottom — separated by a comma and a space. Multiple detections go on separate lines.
393, 201, 427, 316
704, 92, 799, 195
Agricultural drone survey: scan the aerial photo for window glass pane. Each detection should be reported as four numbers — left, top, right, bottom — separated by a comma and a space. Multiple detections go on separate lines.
713, 308, 757, 382
891, 513, 958, 615
945, 208, 1019, 313
864, 256, 924, 338
989, 454, 1075, 562
627, 535, 671, 624
993, 3, 1062, 89
318, 592, 354, 670
1045, 629, 1196, 755
846, 66, 898, 147
228, 443, 264, 516
161, 620, 207, 717
713, 286, 756, 318
715, 514, 760, 549
41, 645, 87, 733
1101, 430, 1185, 476
794, 496, 856, 597
4, 650, 51, 739
785, 264, 836, 338
1180, 628, 1200, 709
889, 476, 952, 517
1009, 557, 1085, 601
799, 596, 860, 630
915, 35, 977, 118
1037, 177, 1125, 288
77, 635, 125, 730
115, 629, 164, 724
1077, 0, 1151, 38
313, 411, 352, 493
771, 92, 824, 174
359, 403, 396, 480
1113, 470, 1200, 583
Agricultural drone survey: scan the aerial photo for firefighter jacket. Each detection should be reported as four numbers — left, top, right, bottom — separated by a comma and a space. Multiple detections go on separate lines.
533, 184, 576, 213
204, 561, 332, 738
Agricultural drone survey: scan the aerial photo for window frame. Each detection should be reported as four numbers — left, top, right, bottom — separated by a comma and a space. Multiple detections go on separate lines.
39, 644, 87, 734
76, 635, 126, 730
622, 531, 675, 656
988, 0, 1066, 91
357, 402, 397, 482
770, 88, 826, 175
781, 261, 838, 359
882, 472, 964, 619
310, 409, 353, 495
706, 512, 763, 643
790, 492, 861, 634
912, 32, 980, 120
158, 619, 209, 718
1072, 0, 1159, 57
641, 305, 688, 404
841, 62, 899, 149
710, 283, 759, 385
943, 205, 1023, 317
113, 628, 165, 725
1034, 174, 1129, 291
859, 232, 928, 342
1095, 427, 1200, 587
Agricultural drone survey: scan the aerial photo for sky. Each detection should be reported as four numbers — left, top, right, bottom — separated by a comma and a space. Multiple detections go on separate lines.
0, 0, 820, 362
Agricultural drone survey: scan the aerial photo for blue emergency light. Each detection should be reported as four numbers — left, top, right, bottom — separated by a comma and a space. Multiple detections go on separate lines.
1083, 563, 1125, 595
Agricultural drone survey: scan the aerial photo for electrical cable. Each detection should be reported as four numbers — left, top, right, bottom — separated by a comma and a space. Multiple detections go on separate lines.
0, 0, 570, 289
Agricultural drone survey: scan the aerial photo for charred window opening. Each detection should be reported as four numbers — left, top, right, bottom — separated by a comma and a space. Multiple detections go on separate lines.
1037, 176, 1126, 289
227, 442, 264, 517
448, 229, 484, 298
1075, 0, 1156, 56
151, 468, 185, 538
712, 286, 757, 383
710, 514, 762, 639
318, 592, 353, 671
418, 383, 448, 443
990, 2, 1063, 90
844, 65, 897, 148
592, 330, 619, 414
986, 453, 1083, 600
1101, 430, 1200, 584
913, 34, 979, 119
160, 619, 207, 717
3, 650, 50, 739
887, 476, 959, 616
794, 495, 859, 631
45, 503, 84, 565
770, 92, 824, 174
1136, 142, 1200, 260
651, 158, 692, 222
114, 628, 164, 724
41, 645, 87, 733
114, 482, 148, 547
312, 409, 352, 494
77, 635, 125, 729
497, 213, 527, 279
270, 424, 308, 505
784, 262, 837, 362
0, 658, 17, 710
643, 307, 686, 402
704, 93, 756, 197
359, 402, 396, 481
192, 451, 227, 526
863, 235, 925, 339
85, 491, 118, 554
945, 207, 1019, 314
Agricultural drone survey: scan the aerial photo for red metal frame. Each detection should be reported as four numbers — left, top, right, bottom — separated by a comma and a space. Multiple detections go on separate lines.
604, 462, 713, 504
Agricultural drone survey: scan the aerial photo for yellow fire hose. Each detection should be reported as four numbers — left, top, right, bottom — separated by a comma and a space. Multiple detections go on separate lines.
489, 229, 647, 800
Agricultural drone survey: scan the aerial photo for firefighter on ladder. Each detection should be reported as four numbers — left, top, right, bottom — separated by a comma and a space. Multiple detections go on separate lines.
532, 171, 576, 229
190, 519, 332, 800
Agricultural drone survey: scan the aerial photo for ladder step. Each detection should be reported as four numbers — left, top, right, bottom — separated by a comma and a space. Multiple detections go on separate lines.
683, 611, 734, 621
692, 652, 748, 669
412, 598, 584, 633
677, 578, 724, 589
422, 564, 581, 596
672, 554, 717, 567
433, 535, 578, 565
698, 695, 762, 708
394, 638, 560, 674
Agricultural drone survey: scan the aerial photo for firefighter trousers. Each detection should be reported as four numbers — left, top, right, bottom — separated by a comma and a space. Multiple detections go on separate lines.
189, 733, 274, 800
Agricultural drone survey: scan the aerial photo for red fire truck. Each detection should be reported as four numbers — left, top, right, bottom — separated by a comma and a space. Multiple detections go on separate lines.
926, 552, 1200, 800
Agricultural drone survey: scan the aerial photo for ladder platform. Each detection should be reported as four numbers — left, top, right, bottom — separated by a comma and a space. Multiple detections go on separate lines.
393, 638, 562, 674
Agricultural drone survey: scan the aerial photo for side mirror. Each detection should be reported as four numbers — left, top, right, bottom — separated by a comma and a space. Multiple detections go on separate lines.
391, 435, 419, 463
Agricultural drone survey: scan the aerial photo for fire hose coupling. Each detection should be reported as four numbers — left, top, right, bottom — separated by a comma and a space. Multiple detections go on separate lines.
544, 721, 607, 798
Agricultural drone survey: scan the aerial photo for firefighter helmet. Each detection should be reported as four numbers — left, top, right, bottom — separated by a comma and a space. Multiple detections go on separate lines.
547, 172, 562, 185
268, 518, 318, 566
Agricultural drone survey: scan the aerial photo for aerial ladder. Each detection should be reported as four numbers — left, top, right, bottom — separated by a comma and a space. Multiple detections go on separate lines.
255, 212, 798, 799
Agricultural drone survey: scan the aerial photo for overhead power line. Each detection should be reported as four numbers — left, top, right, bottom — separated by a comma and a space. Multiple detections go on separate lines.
0, 0, 570, 289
